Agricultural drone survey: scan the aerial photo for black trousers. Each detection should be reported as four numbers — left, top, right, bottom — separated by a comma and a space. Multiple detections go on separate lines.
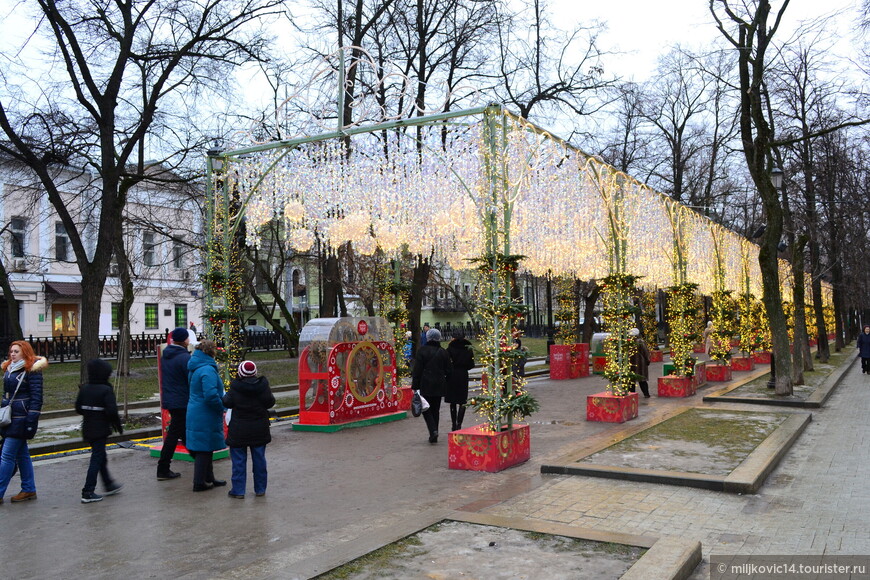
189, 451, 215, 486
422, 396, 442, 436
862, 358, 870, 374
157, 408, 186, 473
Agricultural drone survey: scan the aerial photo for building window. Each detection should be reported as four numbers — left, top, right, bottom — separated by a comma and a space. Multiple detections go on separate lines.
111, 303, 120, 329
173, 242, 184, 269
144, 303, 158, 329
143, 232, 156, 267
10, 217, 26, 258
174, 304, 187, 329
55, 222, 70, 261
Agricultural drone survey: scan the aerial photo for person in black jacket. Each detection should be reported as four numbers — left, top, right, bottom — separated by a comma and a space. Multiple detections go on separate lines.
412, 328, 453, 443
75, 359, 123, 503
222, 361, 275, 499
156, 327, 192, 481
858, 325, 870, 374
445, 331, 474, 431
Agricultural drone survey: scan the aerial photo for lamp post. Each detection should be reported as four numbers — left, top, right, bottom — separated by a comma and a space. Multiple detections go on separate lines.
767, 166, 784, 389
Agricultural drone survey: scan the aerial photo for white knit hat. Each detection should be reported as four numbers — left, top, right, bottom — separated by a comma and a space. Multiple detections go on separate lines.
237, 360, 257, 378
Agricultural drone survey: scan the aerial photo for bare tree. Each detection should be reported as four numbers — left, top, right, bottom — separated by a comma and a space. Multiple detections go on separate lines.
0, 0, 283, 379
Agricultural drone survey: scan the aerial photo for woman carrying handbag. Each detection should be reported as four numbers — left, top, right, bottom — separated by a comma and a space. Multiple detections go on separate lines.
0, 340, 47, 504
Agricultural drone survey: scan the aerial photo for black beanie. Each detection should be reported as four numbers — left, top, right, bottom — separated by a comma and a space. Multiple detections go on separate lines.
87, 358, 113, 385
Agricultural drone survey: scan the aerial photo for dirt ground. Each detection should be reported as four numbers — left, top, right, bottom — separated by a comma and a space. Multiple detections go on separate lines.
316, 521, 645, 580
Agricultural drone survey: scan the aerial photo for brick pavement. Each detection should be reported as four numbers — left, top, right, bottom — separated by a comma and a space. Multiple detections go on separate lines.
483, 357, 870, 577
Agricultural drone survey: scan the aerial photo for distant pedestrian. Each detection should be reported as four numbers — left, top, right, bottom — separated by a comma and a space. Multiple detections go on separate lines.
186, 340, 227, 492
420, 324, 431, 348
445, 331, 474, 431
223, 361, 275, 499
629, 328, 651, 398
156, 327, 192, 481
412, 328, 452, 443
76, 359, 124, 503
0, 340, 47, 505
511, 338, 528, 379
702, 321, 714, 354
858, 325, 870, 374
403, 331, 413, 367
189, 321, 197, 333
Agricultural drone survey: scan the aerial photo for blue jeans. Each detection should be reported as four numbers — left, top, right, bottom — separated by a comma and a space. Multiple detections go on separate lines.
229, 445, 267, 495
83, 438, 114, 493
0, 437, 35, 498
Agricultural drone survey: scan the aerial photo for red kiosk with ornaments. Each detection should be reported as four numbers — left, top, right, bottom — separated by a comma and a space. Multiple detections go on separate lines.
293, 317, 410, 432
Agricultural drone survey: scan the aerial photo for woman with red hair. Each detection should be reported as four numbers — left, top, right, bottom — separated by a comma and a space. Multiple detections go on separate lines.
0, 340, 47, 504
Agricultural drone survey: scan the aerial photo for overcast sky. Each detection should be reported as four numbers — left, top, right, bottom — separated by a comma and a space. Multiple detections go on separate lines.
549, 0, 864, 81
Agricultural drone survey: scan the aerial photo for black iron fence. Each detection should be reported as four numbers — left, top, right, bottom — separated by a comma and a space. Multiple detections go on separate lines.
2, 330, 292, 363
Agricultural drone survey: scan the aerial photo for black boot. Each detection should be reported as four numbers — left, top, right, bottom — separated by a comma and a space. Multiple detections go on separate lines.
423, 410, 438, 443
640, 381, 650, 398
450, 404, 458, 431
456, 405, 466, 430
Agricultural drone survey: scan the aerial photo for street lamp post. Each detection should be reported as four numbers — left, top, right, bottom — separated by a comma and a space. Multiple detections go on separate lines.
767, 166, 784, 389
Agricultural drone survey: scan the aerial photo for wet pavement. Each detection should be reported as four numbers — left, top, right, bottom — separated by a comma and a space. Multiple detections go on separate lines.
2, 353, 864, 579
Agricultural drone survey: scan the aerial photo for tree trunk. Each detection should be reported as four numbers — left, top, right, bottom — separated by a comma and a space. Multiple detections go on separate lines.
0, 259, 23, 341
790, 236, 809, 383
320, 253, 341, 317
406, 254, 431, 358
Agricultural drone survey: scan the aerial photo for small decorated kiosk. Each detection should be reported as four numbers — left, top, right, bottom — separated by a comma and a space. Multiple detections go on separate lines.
294, 316, 410, 432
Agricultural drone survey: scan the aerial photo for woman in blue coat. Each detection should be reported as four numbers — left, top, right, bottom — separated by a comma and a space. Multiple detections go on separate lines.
186, 340, 226, 492
0, 340, 46, 504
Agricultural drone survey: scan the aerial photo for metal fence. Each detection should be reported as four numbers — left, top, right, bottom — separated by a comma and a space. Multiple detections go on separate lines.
2, 330, 293, 363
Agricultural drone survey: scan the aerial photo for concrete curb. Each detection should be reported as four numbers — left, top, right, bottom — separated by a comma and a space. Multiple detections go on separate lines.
703, 352, 857, 408
540, 407, 813, 494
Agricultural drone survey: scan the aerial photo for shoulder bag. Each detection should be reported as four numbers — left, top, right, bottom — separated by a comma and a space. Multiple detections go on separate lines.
0, 371, 26, 428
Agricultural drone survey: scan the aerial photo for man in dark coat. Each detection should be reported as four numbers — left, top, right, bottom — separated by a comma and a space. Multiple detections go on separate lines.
156, 327, 192, 480
629, 328, 651, 397
858, 325, 870, 374
76, 358, 123, 503
412, 328, 453, 443
445, 332, 474, 431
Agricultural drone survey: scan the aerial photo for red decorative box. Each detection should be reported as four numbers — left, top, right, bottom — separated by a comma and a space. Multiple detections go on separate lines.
549, 345, 572, 380
731, 356, 755, 371
649, 349, 664, 363
586, 392, 639, 423
591, 355, 608, 375
751, 351, 771, 364
706, 364, 732, 382
448, 424, 530, 472
657, 376, 696, 397
573, 343, 590, 377
693, 344, 707, 354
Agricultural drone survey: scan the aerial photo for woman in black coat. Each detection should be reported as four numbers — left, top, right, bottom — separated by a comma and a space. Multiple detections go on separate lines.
222, 361, 275, 498
445, 332, 474, 431
412, 328, 453, 443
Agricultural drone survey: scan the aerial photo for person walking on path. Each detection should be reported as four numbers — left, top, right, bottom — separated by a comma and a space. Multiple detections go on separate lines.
412, 328, 452, 443
76, 359, 124, 503
156, 327, 192, 481
186, 340, 227, 492
446, 331, 474, 432
0, 340, 46, 504
702, 321, 714, 354
629, 327, 652, 398
222, 361, 275, 499
858, 325, 870, 374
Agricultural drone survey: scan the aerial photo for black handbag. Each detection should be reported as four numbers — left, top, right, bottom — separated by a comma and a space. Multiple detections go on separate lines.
411, 390, 423, 417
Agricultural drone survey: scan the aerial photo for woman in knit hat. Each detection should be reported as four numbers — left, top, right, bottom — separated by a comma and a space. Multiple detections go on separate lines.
222, 360, 275, 498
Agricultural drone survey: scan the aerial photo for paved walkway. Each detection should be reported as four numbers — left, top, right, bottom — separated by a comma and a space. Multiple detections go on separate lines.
487, 356, 870, 578
1, 352, 864, 578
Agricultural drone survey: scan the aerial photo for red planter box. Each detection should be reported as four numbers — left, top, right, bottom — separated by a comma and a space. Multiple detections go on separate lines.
573, 343, 590, 378
549, 344, 589, 380
591, 355, 607, 375
706, 364, 732, 382
448, 424, 530, 472
649, 350, 664, 363
751, 351, 771, 364
731, 356, 755, 371
657, 375, 696, 397
586, 392, 639, 423
693, 344, 706, 353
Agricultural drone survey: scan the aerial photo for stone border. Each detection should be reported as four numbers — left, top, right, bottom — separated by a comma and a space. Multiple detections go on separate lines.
286, 509, 701, 580
702, 353, 857, 408
541, 408, 812, 494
